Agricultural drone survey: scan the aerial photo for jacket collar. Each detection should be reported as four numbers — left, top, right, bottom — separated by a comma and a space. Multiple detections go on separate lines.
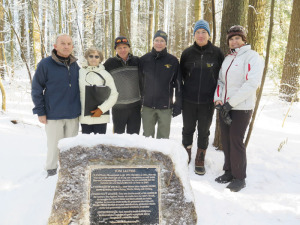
151, 47, 167, 59
115, 53, 132, 62
193, 41, 213, 53
51, 49, 77, 65
230, 44, 251, 56
82, 63, 105, 71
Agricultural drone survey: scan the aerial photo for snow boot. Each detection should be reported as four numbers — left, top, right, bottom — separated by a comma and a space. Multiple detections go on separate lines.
46, 168, 57, 178
194, 148, 206, 175
215, 171, 234, 184
226, 179, 246, 192
185, 145, 192, 164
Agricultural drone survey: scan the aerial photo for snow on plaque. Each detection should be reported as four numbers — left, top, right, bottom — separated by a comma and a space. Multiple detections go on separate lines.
47, 134, 197, 225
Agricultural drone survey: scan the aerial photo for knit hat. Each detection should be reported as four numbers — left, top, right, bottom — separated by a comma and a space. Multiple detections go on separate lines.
193, 19, 210, 36
153, 30, 168, 43
226, 25, 247, 45
114, 36, 130, 49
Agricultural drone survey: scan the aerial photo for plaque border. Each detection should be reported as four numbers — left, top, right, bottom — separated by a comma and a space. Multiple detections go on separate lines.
88, 165, 161, 224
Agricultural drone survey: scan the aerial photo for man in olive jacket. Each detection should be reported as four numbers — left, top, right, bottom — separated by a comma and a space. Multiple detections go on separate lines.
139, 30, 182, 139
180, 20, 224, 174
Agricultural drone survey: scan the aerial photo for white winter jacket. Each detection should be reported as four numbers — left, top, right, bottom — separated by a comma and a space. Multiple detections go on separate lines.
79, 64, 118, 125
214, 45, 264, 110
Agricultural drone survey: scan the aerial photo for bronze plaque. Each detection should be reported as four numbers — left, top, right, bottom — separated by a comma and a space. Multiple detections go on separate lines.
89, 166, 160, 224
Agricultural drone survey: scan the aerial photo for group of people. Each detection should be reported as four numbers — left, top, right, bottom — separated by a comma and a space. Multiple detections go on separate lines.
31, 19, 264, 192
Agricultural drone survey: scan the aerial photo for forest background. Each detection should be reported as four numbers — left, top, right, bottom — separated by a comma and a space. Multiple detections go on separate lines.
0, 0, 299, 147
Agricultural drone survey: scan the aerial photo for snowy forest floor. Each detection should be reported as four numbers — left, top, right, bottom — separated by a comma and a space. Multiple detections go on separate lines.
0, 77, 299, 225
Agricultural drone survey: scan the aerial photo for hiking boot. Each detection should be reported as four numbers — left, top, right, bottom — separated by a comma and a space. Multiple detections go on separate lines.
185, 146, 192, 164
215, 171, 234, 184
194, 148, 206, 175
46, 168, 57, 178
226, 179, 246, 192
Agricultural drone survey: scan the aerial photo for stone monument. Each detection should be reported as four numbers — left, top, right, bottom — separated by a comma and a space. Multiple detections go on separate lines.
48, 134, 197, 225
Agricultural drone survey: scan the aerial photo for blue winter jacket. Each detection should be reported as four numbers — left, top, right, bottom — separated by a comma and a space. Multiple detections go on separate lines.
31, 51, 81, 120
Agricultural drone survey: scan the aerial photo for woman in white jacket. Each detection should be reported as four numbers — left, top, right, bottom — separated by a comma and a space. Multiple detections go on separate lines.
214, 26, 264, 192
79, 47, 118, 134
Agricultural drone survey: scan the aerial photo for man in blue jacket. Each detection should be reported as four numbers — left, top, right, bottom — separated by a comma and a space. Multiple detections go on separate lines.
31, 34, 81, 177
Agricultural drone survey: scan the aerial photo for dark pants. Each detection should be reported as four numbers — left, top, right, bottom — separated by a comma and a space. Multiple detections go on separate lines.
81, 123, 107, 134
182, 101, 215, 149
220, 110, 252, 180
112, 104, 141, 134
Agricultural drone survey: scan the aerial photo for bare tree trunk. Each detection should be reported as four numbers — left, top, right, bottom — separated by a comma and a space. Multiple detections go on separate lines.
104, 0, 109, 59
279, 0, 300, 102
8, 0, 14, 77
148, 0, 155, 52
41, 5, 47, 58
0, 0, 4, 79
158, 0, 164, 30
245, 0, 275, 147
120, 0, 131, 39
203, 0, 213, 32
247, 0, 266, 56
154, 0, 159, 32
0, 77, 5, 110
29, 0, 41, 69
20, 0, 28, 64
58, 0, 62, 33
194, 0, 201, 21
211, 0, 216, 45
83, 0, 94, 50
219, 0, 249, 54
111, 0, 115, 55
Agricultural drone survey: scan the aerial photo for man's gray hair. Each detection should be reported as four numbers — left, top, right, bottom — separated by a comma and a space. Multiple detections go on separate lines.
55, 33, 73, 44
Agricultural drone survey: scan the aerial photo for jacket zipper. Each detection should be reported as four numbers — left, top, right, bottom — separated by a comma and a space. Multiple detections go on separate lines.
197, 54, 203, 103
224, 57, 236, 103
67, 65, 71, 87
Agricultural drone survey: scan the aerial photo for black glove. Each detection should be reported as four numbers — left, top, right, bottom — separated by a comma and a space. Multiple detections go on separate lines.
221, 102, 233, 125
215, 102, 232, 125
172, 106, 181, 117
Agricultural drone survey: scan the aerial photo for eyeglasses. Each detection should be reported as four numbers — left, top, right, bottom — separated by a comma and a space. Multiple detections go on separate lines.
116, 39, 128, 43
89, 55, 100, 59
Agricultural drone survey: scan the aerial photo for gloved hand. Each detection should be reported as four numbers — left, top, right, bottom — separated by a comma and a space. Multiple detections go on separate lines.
221, 102, 233, 125
91, 108, 103, 117
215, 102, 232, 125
172, 105, 181, 117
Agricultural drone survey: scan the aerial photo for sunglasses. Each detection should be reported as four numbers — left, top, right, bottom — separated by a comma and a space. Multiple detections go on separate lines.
116, 39, 128, 43
89, 55, 100, 59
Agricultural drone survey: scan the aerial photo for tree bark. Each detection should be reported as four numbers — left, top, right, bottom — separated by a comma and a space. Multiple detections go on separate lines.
279, 0, 300, 102
0, 0, 4, 79
83, 0, 94, 50
0, 76, 6, 111
111, 0, 115, 55
148, 0, 155, 52
219, 0, 249, 54
247, 0, 266, 56
120, 0, 131, 38
58, 0, 62, 33
245, 0, 275, 147
194, 0, 201, 22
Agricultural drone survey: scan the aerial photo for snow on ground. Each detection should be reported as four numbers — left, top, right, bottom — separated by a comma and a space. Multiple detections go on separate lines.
0, 78, 299, 225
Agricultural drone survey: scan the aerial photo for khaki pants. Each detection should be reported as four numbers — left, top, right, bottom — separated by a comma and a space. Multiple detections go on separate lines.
141, 106, 172, 139
45, 118, 79, 170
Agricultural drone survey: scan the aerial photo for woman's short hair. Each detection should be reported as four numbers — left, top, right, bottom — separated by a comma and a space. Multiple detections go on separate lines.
84, 46, 104, 62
